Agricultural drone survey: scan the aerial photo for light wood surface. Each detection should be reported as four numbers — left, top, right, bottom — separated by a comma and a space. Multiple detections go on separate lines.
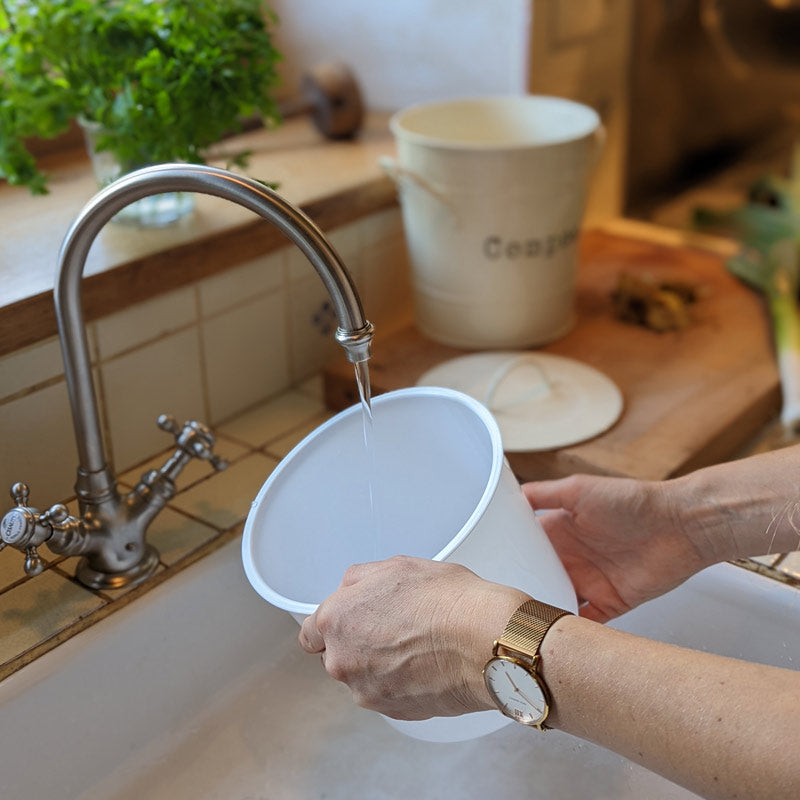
323, 229, 781, 481
0, 114, 397, 357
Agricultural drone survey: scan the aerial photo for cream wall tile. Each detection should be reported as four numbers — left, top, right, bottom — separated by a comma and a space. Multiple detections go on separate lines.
202, 291, 289, 424
0, 381, 79, 505
169, 452, 278, 530
360, 233, 414, 334
329, 219, 361, 258
216, 391, 325, 447
0, 337, 64, 400
198, 250, 287, 317
95, 287, 197, 360
359, 207, 404, 248
287, 220, 361, 283
101, 329, 206, 472
286, 246, 308, 284
285, 220, 367, 344
287, 276, 343, 382
296, 374, 325, 401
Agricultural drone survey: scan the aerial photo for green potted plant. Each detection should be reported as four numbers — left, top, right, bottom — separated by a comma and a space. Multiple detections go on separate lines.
0, 0, 281, 222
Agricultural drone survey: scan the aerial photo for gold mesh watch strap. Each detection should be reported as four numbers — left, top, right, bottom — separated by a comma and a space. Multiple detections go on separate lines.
497, 599, 572, 659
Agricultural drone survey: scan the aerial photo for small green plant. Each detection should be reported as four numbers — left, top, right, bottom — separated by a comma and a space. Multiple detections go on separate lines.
0, 0, 281, 194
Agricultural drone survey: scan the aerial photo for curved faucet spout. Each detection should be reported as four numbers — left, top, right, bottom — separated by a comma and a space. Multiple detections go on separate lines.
55, 163, 374, 478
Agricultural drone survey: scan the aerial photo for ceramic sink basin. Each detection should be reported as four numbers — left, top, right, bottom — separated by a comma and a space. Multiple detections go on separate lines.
1, 539, 797, 800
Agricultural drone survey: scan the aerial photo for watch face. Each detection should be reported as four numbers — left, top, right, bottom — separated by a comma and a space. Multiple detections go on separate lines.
484, 656, 548, 726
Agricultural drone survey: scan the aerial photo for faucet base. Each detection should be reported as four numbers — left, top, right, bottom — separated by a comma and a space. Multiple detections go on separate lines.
75, 545, 160, 590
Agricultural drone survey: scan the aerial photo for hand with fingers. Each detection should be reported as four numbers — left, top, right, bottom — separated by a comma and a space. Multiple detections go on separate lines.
523, 445, 800, 623
297, 447, 800, 800
299, 555, 527, 720
521, 475, 707, 622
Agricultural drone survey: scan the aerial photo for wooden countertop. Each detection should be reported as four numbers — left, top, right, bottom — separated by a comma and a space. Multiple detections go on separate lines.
324, 227, 780, 481
0, 114, 397, 357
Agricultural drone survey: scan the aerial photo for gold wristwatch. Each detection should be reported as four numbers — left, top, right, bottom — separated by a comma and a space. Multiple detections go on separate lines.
483, 599, 572, 730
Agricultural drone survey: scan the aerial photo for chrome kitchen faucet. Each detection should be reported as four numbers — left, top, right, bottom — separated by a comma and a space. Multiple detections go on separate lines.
0, 164, 374, 589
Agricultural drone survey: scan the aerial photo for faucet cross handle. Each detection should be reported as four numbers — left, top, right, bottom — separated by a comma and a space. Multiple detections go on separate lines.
157, 414, 228, 471
1, 484, 83, 576
133, 414, 229, 503
2, 483, 45, 552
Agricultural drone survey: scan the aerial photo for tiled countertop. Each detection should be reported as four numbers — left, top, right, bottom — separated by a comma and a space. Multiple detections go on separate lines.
3, 370, 799, 683
0, 378, 331, 682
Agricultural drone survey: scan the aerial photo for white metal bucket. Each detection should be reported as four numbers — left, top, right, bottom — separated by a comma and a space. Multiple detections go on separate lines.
242, 387, 577, 742
383, 95, 604, 349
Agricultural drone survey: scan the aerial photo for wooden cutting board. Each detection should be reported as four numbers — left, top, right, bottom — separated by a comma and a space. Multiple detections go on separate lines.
323, 229, 781, 481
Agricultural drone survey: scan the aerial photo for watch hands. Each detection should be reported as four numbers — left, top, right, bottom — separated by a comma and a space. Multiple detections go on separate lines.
504, 670, 543, 712
504, 672, 520, 692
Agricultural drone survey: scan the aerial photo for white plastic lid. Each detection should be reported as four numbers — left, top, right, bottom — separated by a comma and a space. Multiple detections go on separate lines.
417, 352, 623, 451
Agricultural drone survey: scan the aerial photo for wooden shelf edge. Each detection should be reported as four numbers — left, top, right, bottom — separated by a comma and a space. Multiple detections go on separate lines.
0, 175, 397, 358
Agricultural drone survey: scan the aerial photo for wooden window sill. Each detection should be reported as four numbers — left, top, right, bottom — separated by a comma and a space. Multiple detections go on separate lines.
0, 113, 397, 358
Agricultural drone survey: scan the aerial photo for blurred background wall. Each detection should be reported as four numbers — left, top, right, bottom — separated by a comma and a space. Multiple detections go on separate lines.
267, 1, 800, 226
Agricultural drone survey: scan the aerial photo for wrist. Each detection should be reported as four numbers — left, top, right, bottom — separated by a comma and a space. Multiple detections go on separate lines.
670, 451, 800, 562
481, 597, 575, 730
535, 612, 582, 729
468, 586, 532, 711
661, 472, 737, 566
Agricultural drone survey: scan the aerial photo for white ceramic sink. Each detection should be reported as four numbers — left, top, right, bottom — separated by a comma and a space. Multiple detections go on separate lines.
1, 539, 798, 800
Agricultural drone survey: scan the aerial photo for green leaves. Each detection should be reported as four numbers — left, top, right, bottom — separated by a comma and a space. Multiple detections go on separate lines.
693, 141, 800, 300
694, 141, 800, 429
0, 0, 281, 193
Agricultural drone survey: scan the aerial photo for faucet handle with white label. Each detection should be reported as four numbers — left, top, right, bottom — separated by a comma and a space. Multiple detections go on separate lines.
0, 483, 83, 576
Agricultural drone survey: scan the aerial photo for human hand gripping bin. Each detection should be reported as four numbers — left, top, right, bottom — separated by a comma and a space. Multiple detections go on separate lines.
381, 95, 605, 349
241, 387, 577, 742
